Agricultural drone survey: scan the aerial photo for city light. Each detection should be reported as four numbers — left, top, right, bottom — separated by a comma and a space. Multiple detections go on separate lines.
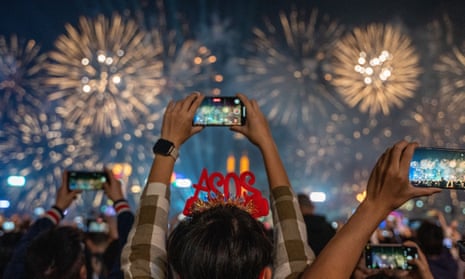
7, 175, 26, 187
174, 178, 192, 188
310, 192, 327, 202
0, 200, 10, 208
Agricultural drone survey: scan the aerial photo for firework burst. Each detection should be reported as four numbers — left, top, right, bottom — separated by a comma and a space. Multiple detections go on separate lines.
125, 2, 222, 100
0, 108, 98, 213
329, 23, 421, 116
93, 111, 163, 195
236, 8, 344, 126
0, 34, 45, 120
399, 96, 465, 147
274, 115, 351, 189
43, 13, 165, 135
144, 24, 220, 99
434, 44, 465, 111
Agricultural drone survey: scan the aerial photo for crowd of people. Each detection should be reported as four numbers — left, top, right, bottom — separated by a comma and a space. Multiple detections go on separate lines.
0, 92, 463, 278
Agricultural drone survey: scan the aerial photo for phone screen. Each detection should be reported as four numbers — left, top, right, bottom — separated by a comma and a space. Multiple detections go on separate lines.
68, 171, 107, 191
409, 147, 465, 189
193, 97, 246, 126
87, 219, 109, 233
2, 221, 15, 232
365, 244, 417, 270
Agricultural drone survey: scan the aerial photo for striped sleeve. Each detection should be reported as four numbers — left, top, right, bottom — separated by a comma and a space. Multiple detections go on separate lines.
121, 182, 170, 279
271, 186, 315, 279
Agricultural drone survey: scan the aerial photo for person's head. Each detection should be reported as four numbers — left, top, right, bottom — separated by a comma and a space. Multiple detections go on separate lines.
25, 225, 86, 279
167, 205, 273, 279
415, 220, 444, 256
297, 193, 315, 215
0, 231, 24, 277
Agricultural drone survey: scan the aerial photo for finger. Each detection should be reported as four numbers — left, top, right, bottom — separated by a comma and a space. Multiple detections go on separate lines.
181, 91, 201, 112
166, 100, 176, 112
229, 126, 247, 138
399, 142, 418, 178
104, 167, 114, 183
71, 189, 82, 197
236, 93, 252, 109
409, 187, 442, 199
187, 92, 204, 114
191, 126, 204, 135
368, 149, 388, 194
390, 140, 409, 171
249, 98, 259, 111
62, 170, 68, 188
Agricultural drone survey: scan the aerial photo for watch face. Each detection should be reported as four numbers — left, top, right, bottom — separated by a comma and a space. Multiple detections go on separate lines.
153, 139, 173, 155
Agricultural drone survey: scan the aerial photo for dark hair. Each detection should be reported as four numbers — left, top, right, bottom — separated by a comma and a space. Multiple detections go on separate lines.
0, 231, 24, 278
167, 205, 273, 279
297, 193, 314, 209
25, 226, 85, 279
415, 220, 444, 256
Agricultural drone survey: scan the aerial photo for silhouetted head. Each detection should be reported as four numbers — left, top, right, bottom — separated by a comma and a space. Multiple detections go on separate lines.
25, 226, 86, 279
167, 205, 273, 279
297, 193, 315, 215
416, 220, 444, 256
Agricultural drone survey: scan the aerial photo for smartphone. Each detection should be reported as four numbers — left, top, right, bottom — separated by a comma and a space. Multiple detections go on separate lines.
87, 219, 109, 233
193, 96, 246, 126
67, 171, 107, 191
365, 244, 418, 270
409, 147, 465, 189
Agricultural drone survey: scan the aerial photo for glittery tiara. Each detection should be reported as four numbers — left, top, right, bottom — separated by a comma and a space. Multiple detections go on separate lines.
183, 168, 269, 218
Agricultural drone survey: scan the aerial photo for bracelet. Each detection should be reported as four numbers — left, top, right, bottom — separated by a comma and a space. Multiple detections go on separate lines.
113, 198, 128, 205
113, 199, 131, 214
51, 205, 65, 218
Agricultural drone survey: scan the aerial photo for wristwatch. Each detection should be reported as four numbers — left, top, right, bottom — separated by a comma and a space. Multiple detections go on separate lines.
152, 139, 179, 160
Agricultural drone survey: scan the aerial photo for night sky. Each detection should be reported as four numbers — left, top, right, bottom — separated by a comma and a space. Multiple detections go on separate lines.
2, 0, 465, 223
2, 0, 465, 51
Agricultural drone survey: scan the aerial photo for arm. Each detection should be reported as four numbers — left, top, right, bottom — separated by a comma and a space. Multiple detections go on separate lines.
3, 171, 80, 279
121, 93, 204, 279
300, 141, 441, 279
231, 94, 314, 279
101, 168, 135, 279
270, 186, 315, 279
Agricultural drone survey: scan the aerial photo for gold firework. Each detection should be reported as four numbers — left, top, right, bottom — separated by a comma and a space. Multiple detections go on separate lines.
146, 24, 219, 98
435, 45, 465, 111
329, 23, 421, 116
238, 8, 344, 126
44, 13, 165, 135
0, 34, 44, 118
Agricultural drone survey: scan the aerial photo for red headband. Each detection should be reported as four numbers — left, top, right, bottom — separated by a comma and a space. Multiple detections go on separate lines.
183, 168, 270, 218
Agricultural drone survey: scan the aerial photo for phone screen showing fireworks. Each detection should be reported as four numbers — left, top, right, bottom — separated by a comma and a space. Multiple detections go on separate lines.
193, 97, 246, 126
68, 171, 107, 191
365, 244, 417, 270
409, 147, 465, 190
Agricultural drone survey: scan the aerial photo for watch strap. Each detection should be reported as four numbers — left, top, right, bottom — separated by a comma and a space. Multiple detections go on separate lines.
169, 146, 179, 160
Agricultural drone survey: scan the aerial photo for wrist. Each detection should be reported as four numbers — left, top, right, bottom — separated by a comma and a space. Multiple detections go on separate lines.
52, 204, 66, 214
45, 205, 65, 224
153, 138, 179, 160
113, 198, 127, 204
113, 199, 131, 214
357, 200, 391, 223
